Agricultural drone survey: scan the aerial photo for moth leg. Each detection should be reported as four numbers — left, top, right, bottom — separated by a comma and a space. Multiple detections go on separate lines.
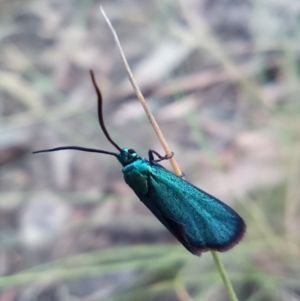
178, 172, 185, 178
148, 149, 174, 163
148, 150, 185, 177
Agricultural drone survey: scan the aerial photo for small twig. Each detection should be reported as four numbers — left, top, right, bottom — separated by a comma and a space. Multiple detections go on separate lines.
100, 6, 240, 301
100, 6, 182, 176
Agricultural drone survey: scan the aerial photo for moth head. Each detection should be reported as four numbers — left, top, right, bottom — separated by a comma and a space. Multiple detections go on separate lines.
117, 148, 139, 166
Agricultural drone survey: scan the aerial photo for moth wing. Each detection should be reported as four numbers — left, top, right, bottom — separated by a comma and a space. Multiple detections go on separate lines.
138, 196, 202, 255
143, 164, 246, 255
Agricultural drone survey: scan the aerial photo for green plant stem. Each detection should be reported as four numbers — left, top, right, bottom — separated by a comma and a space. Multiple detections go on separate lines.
211, 251, 238, 301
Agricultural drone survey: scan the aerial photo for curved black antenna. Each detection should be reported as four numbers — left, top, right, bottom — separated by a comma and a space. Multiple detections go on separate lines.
32, 146, 117, 156
90, 70, 122, 151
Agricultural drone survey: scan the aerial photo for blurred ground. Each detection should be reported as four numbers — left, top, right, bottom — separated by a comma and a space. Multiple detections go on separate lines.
0, 0, 300, 300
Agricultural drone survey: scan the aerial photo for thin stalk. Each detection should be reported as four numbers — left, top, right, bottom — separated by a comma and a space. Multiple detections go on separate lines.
100, 6, 240, 301
211, 251, 238, 301
100, 7, 182, 176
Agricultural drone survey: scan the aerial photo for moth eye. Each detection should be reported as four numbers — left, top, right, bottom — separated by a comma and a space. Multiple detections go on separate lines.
128, 149, 135, 154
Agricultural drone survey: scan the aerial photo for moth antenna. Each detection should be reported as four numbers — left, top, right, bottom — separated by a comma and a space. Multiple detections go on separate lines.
90, 70, 122, 151
32, 146, 117, 156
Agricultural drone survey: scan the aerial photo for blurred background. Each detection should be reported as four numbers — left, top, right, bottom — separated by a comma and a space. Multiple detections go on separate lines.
0, 0, 300, 300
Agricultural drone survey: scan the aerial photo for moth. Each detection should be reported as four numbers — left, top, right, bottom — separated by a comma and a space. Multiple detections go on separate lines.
33, 71, 246, 256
